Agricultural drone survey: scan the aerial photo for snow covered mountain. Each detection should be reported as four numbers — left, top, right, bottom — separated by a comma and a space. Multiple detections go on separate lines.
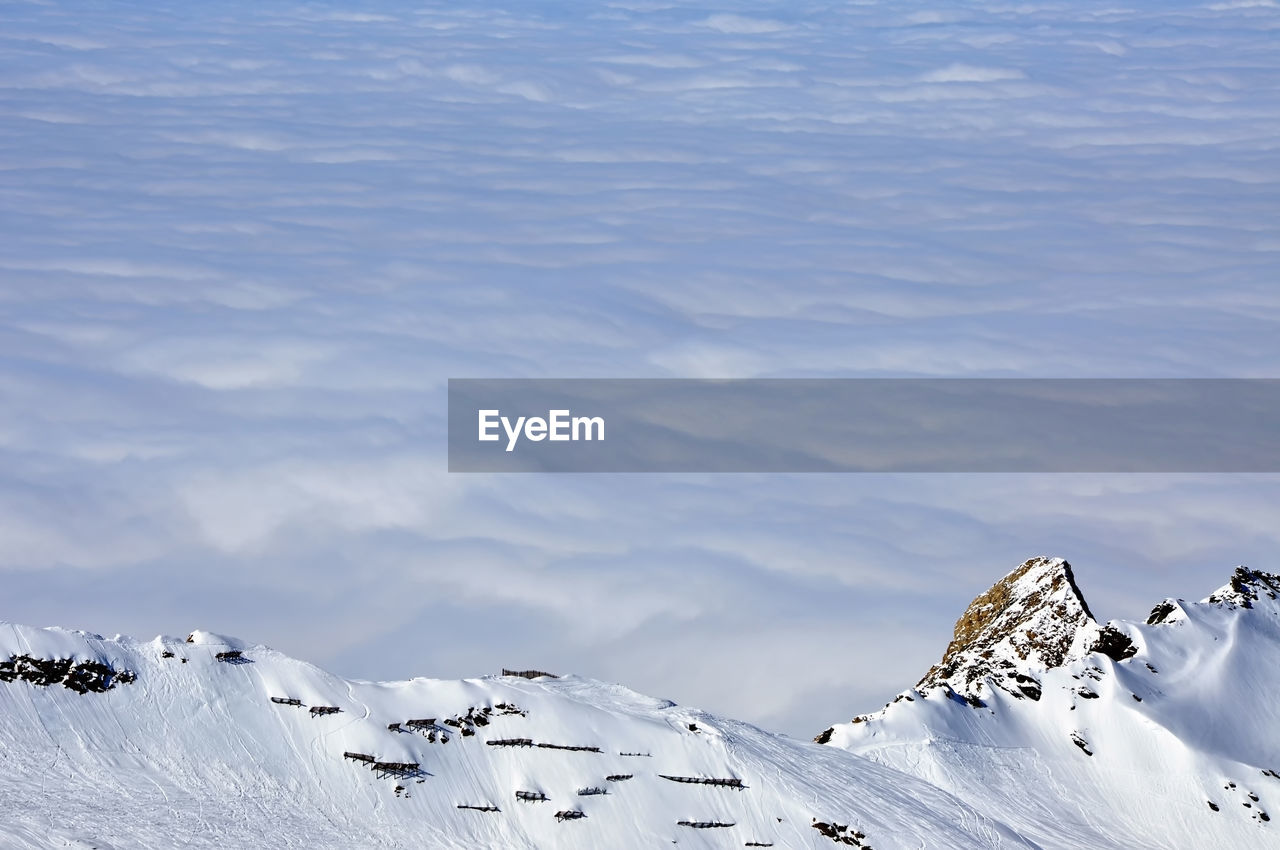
817, 557, 1280, 850
0, 621, 1024, 849
3, 558, 1276, 849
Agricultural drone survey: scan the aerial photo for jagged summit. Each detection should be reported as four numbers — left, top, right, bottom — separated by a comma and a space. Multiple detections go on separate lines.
818, 558, 1280, 850
1146, 565, 1280, 624
1204, 566, 1280, 609
916, 556, 1104, 702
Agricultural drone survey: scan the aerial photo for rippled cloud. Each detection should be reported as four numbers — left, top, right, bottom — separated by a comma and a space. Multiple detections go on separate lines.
1, 0, 1279, 735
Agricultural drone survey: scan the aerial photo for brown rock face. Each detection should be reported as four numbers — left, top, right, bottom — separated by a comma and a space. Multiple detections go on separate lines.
917, 557, 1103, 702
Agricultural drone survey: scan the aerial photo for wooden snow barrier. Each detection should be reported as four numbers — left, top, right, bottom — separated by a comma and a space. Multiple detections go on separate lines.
515, 791, 549, 803
310, 705, 342, 717
404, 718, 438, 731
457, 804, 500, 813
606, 774, 633, 782
555, 810, 587, 822
271, 697, 303, 707
214, 650, 251, 664
659, 774, 747, 789
502, 669, 558, 679
745, 843, 775, 847
371, 761, 423, 780
577, 787, 608, 796
343, 751, 424, 781
487, 738, 534, 748
677, 820, 735, 829
619, 751, 651, 757
536, 743, 601, 753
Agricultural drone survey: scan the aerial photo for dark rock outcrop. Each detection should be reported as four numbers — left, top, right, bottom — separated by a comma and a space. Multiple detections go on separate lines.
0, 654, 135, 693
1206, 567, 1280, 609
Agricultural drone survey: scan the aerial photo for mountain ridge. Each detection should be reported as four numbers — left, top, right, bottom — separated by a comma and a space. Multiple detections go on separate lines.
2, 559, 1277, 849
816, 558, 1280, 849
0, 619, 1026, 850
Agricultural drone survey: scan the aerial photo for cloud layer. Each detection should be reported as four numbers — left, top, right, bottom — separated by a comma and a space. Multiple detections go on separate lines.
1, 0, 1279, 735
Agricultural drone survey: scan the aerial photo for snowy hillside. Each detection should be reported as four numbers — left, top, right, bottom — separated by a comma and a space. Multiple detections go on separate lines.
0, 622, 1025, 850
5, 558, 1277, 849
818, 557, 1280, 850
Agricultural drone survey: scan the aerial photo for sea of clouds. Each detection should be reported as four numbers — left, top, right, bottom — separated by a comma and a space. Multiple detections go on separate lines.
2, 0, 1279, 734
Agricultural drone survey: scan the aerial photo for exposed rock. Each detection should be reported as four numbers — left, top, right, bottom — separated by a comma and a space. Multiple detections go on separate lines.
917, 557, 1102, 702
1205, 567, 1280, 609
1146, 600, 1180, 625
1070, 731, 1093, 756
1090, 626, 1139, 662
0, 654, 135, 693
1009, 672, 1041, 701
812, 819, 871, 847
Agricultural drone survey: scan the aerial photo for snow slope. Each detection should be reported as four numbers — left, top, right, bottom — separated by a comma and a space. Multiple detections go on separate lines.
819, 558, 1280, 850
5, 558, 1277, 849
0, 623, 1026, 850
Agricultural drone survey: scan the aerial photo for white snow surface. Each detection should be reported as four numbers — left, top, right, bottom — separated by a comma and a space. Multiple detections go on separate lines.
3, 562, 1279, 848
824, 564, 1280, 849
0, 621, 1027, 850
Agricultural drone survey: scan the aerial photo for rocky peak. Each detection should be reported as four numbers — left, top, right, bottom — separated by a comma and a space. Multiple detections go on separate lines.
917, 557, 1104, 703
1204, 566, 1280, 609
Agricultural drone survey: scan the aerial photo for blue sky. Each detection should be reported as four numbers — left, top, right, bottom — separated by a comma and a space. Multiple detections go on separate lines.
2, 0, 1279, 735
